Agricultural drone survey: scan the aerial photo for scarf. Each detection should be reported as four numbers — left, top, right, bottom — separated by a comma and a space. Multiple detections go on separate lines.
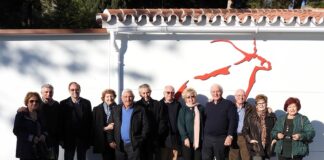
257, 110, 267, 148
186, 103, 200, 150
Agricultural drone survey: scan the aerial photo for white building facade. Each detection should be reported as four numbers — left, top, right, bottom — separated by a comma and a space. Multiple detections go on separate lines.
1, 8, 324, 159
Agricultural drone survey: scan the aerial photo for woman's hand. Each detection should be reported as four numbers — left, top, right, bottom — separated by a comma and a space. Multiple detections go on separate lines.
184, 138, 190, 148
250, 139, 258, 144
33, 136, 39, 144
104, 123, 114, 131
292, 133, 301, 140
39, 135, 46, 142
277, 133, 285, 140
109, 142, 116, 149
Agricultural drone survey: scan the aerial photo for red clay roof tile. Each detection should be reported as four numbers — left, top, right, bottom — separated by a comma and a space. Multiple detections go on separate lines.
97, 8, 324, 25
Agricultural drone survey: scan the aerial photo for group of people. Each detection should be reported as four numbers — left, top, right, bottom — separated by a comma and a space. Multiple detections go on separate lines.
13, 82, 315, 160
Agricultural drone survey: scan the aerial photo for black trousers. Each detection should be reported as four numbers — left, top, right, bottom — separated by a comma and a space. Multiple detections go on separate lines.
182, 145, 202, 160
64, 138, 88, 160
202, 135, 228, 160
101, 147, 115, 160
115, 143, 140, 160
278, 155, 303, 160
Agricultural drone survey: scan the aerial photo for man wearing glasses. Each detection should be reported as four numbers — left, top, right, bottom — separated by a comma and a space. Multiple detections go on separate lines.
159, 85, 182, 160
59, 82, 92, 160
229, 89, 253, 160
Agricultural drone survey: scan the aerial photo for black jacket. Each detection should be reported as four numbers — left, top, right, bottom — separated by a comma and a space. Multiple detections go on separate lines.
59, 97, 92, 149
92, 102, 116, 153
107, 103, 149, 150
136, 98, 168, 147
13, 111, 47, 159
159, 98, 181, 148
38, 100, 60, 147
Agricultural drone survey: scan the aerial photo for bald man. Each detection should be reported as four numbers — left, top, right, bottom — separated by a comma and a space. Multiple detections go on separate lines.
229, 89, 253, 160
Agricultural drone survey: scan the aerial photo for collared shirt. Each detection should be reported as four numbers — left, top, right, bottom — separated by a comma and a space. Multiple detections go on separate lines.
121, 106, 134, 144
237, 107, 246, 134
103, 103, 111, 123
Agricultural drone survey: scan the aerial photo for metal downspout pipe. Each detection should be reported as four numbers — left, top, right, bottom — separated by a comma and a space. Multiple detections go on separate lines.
108, 29, 123, 103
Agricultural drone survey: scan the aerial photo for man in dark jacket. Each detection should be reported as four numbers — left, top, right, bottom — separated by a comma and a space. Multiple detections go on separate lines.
39, 84, 60, 160
136, 84, 168, 160
159, 85, 181, 160
108, 89, 149, 160
59, 82, 92, 160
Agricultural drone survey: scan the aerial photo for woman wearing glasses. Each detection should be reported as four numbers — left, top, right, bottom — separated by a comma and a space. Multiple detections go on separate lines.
242, 94, 277, 160
13, 92, 48, 160
178, 88, 204, 160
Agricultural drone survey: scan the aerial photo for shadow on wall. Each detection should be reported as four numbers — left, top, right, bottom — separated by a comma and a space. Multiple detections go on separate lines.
225, 95, 257, 106
177, 94, 209, 106
0, 41, 88, 83
310, 120, 324, 152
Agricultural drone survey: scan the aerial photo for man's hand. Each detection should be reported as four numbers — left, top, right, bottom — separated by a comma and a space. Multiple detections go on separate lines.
17, 106, 28, 113
224, 135, 233, 146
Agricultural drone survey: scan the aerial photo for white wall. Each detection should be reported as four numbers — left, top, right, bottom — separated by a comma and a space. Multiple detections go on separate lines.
1, 32, 323, 159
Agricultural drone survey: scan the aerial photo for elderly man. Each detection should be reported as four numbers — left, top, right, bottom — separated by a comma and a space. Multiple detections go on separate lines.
59, 82, 92, 160
202, 84, 238, 160
159, 85, 182, 160
108, 89, 149, 160
39, 84, 61, 160
136, 83, 168, 160
229, 89, 252, 160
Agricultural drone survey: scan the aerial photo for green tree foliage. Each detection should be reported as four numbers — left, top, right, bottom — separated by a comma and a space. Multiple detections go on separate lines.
0, 0, 323, 29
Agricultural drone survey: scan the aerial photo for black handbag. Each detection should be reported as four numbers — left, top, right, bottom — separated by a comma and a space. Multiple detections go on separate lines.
33, 141, 50, 159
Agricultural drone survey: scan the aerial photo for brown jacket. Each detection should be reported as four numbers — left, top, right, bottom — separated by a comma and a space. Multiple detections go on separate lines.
242, 109, 276, 158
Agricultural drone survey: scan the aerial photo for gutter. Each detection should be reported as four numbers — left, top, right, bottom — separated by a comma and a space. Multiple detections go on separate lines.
108, 26, 324, 34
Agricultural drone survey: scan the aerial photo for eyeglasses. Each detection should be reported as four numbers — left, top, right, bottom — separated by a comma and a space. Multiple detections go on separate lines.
70, 89, 80, 92
165, 91, 175, 94
186, 95, 196, 99
257, 102, 266, 105
29, 100, 39, 103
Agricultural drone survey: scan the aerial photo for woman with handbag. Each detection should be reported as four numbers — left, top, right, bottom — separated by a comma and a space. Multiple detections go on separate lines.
13, 92, 49, 160
271, 97, 315, 160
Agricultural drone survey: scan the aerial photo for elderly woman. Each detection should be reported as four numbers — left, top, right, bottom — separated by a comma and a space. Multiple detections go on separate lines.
92, 89, 117, 160
13, 92, 48, 160
242, 94, 277, 160
177, 88, 204, 160
271, 97, 315, 160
